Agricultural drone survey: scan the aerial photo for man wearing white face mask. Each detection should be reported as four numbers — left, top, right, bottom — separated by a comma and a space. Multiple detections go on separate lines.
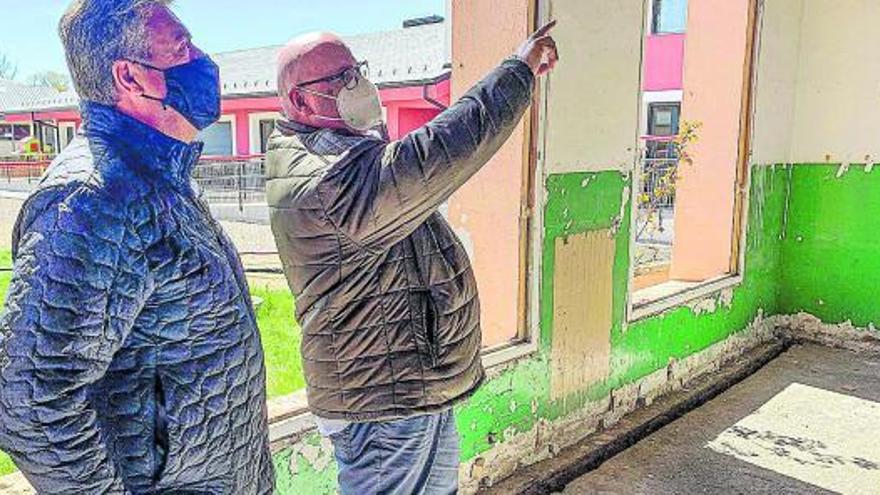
266, 26, 558, 494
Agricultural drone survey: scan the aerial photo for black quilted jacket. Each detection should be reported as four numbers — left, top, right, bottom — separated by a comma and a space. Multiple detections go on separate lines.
0, 103, 274, 494
265, 58, 535, 421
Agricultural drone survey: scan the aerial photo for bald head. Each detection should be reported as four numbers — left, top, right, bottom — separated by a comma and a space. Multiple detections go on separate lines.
277, 32, 357, 125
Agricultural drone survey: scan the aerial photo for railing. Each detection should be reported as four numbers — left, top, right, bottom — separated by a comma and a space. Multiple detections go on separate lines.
640, 157, 678, 209
0, 160, 52, 184
192, 155, 267, 212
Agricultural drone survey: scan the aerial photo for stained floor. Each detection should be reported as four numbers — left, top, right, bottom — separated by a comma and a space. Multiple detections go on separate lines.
564, 344, 880, 495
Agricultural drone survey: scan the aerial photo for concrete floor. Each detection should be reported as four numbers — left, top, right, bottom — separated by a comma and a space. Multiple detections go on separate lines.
564, 344, 880, 495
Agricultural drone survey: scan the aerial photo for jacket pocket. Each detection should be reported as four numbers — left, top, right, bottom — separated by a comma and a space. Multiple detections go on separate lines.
419, 292, 440, 367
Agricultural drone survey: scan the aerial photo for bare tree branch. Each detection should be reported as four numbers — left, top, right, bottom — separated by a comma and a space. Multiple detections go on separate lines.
0, 53, 19, 80
26, 71, 70, 92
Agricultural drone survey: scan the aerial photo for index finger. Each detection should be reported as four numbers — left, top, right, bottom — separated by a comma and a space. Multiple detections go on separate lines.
531, 20, 557, 39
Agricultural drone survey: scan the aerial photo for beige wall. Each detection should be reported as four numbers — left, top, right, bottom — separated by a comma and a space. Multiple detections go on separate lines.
789, 0, 880, 164
670, 0, 753, 281
753, 0, 880, 165
450, 0, 532, 346
542, 0, 644, 174
751, 0, 804, 165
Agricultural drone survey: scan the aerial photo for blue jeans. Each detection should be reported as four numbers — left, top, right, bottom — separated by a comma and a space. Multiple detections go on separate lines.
330, 410, 460, 495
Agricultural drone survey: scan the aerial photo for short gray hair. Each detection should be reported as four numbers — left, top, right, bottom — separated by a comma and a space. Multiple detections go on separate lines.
59, 0, 173, 105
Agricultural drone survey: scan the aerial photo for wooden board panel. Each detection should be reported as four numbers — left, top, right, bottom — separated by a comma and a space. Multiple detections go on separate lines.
551, 229, 615, 400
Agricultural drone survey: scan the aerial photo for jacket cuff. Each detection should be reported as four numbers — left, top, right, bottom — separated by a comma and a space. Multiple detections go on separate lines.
503, 56, 537, 85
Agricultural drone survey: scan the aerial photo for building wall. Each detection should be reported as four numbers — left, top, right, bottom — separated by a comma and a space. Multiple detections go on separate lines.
4, 0, 879, 491
643, 33, 686, 92
669, 0, 753, 281
779, 165, 880, 329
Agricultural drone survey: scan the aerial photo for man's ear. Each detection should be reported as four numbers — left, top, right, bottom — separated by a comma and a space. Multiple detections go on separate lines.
288, 87, 312, 116
112, 60, 146, 98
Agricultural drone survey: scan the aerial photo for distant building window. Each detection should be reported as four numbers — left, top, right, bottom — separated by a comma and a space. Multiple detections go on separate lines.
648, 103, 680, 136
259, 119, 278, 154
40, 125, 58, 154
652, 0, 688, 34
13, 125, 30, 140
199, 121, 234, 156
647, 102, 680, 159
0, 124, 32, 141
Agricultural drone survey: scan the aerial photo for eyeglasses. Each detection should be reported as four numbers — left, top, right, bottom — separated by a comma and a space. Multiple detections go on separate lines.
297, 61, 370, 90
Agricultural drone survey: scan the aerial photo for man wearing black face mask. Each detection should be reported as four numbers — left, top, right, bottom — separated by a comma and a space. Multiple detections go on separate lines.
0, 1, 273, 493
266, 25, 558, 494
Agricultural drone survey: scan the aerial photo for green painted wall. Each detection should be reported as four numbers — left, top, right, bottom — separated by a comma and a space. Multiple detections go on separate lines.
780, 164, 880, 330
269, 164, 789, 493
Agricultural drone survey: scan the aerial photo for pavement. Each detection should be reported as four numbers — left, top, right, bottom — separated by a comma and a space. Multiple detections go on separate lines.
563, 344, 880, 495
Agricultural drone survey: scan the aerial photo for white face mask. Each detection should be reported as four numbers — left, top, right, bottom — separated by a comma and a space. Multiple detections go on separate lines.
298, 72, 385, 133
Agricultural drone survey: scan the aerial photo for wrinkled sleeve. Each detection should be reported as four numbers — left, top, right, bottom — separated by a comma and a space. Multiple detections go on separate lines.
0, 189, 151, 494
324, 58, 535, 248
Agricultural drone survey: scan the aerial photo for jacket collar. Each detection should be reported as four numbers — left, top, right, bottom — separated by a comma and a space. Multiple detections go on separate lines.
276, 119, 318, 136
81, 101, 203, 188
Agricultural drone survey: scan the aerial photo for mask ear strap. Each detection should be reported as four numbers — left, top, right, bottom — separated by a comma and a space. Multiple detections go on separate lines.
141, 93, 169, 111
126, 59, 169, 110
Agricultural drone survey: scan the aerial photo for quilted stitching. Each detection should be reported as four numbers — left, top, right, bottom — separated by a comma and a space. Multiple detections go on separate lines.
0, 103, 274, 494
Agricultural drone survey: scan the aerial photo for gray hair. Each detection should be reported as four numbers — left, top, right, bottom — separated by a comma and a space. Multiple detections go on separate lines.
59, 0, 173, 105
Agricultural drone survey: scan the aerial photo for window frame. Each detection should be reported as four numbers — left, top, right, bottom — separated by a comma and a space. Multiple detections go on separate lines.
247, 111, 283, 155
651, 0, 689, 35
628, 0, 760, 322
197, 114, 237, 157
647, 102, 681, 137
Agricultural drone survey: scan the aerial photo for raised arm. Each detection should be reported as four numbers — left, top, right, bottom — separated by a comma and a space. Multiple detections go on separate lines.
324, 22, 559, 249
0, 190, 151, 494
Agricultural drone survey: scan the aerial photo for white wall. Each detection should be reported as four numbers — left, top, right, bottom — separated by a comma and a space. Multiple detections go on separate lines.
752, 0, 880, 165
750, 0, 803, 164
789, 0, 880, 164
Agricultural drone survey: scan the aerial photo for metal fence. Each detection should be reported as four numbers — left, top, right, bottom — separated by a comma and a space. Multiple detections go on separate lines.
0, 159, 51, 185
640, 157, 678, 209
192, 156, 267, 211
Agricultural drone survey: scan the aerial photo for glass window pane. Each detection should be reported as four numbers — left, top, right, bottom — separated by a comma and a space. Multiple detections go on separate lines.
198, 122, 234, 156
259, 120, 276, 154
654, 0, 688, 34
13, 125, 31, 140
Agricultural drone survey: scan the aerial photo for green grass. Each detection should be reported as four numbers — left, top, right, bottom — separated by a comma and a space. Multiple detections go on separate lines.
252, 285, 305, 398
0, 250, 304, 477
0, 454, 13, 478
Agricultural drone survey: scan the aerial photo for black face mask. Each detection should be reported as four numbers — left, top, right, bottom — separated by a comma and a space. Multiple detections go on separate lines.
133, 56, 222, 130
